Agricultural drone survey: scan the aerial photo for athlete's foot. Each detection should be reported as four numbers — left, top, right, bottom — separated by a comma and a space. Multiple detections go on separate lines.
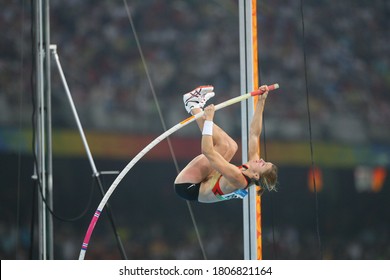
183, 85, 215, 114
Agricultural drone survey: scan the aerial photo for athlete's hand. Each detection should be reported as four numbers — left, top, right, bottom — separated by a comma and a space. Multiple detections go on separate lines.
258, 85, 269, 101
203, 104, 215, 121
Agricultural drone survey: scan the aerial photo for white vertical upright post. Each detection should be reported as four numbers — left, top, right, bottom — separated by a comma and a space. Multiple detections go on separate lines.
239, 0, 260, 260
34, 0, 53, 259
35, 0, 46, 260
44, 0, 54, 260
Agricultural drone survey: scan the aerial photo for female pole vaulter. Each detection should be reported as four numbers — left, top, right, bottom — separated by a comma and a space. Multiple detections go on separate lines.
174, 85, 278, 203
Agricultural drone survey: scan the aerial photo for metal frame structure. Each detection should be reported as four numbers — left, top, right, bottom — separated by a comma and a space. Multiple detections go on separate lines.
33, 1, 126, 260
239, 0, 262, 260
33, 0, 53, 260
33, 0, 261, 260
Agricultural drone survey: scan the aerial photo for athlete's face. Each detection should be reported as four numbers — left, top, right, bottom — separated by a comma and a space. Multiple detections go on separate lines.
249, 158, 273, 177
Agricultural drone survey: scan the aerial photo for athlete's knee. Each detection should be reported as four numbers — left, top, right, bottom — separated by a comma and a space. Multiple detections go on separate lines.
229, 138, 238, 154
214, 133, 237, 156
217, 139, 231, 153
218, 137, 237, 157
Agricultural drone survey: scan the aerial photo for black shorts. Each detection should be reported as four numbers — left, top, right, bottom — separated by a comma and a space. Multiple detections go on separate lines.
174, 182, 201, 201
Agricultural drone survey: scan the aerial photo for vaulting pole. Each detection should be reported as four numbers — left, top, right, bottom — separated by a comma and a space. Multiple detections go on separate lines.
239, 0, 262, 260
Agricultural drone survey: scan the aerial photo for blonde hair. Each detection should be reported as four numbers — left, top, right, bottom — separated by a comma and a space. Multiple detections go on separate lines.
257, 164, 278, 196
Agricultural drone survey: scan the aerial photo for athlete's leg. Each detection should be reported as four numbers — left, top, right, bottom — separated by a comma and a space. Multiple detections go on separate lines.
175, 86, 237, 184
183, 85, 237, 158
191, 107, 238, 161
184, 107, 238, 202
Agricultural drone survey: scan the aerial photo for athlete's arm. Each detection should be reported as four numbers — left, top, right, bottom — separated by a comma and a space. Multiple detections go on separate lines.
201, 105, 245, 187
248, 85, 269, 161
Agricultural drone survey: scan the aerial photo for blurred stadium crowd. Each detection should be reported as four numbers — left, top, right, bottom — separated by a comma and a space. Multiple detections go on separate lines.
2, 0, 389, 142
2, 219, 389, 260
